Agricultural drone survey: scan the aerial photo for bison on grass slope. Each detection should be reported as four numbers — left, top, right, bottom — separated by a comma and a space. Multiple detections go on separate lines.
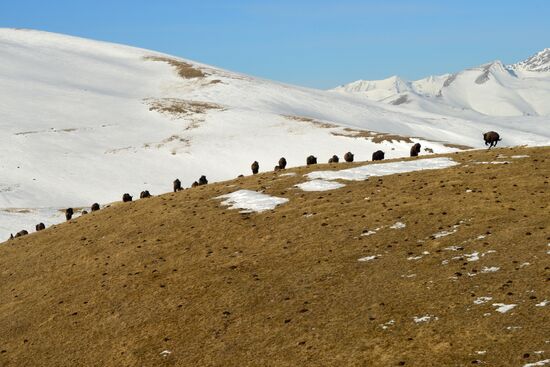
483, 131, 501, 148
410, 143, 421, 157
251, 161, 259, 175
372, 150, 385, 161
173, 179, 182, 192
65, 208, 74, 221
328, 155, 339, 163
306, 155, 317, 165
278, 157, 287, 170
344, 152, 354, 162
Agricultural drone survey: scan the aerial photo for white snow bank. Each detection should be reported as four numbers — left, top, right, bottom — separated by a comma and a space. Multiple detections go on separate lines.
296, 180, 345, 192
390, 221, 406, 229
473, 296, 493, 305
307, 157, 458, 181
535, 300, 549, 307
492, 303, 517, 313
413, 315, 438, 323
216, 190, 288, 213
523, 360, 550, 367
358, 255, 380, 262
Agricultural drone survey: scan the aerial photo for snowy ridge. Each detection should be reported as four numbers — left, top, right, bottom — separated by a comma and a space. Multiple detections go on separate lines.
334, 49, 550, 117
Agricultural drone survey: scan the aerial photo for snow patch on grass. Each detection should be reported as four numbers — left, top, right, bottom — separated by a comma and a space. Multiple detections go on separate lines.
390, 221, 406, 229
523, 360, 550, 367
492, 303, 517, 313
413, 315, 438, 323
474, 296, 493, 305
307, 157, 459, 181
296, 180, 345, 192
358, 255, 380, 262
216, 190, 288, 213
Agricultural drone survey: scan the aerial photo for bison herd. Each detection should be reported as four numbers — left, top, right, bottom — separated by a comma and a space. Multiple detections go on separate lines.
8, 132, 502, 240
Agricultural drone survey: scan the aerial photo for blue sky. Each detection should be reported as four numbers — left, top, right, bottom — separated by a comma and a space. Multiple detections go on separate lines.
1, 0, 549, 88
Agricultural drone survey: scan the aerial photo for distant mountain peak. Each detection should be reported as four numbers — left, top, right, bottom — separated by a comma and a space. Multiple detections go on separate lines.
512, 48, 550, 72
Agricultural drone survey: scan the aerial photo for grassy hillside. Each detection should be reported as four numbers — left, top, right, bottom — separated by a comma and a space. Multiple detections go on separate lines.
0, 146, 549, 366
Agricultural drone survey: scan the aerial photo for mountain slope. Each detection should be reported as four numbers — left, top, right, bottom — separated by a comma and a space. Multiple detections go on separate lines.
1, 146, 549, 366
1, 29, 549, 238
334, 49, 550, 117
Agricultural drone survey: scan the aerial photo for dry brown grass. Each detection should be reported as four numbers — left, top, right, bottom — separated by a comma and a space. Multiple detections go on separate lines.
282, 115, 338, 129
144, 56, 206, 79
0, 146, 549, 366
145, 98, 224, 119
332, 128, 414, 144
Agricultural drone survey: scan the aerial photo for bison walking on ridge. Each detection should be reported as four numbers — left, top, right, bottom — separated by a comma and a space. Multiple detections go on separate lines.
173, 179, 182, 192
14, 230, 28, 238
278, 157, 287, 170
191, 181, 199, 187
251, 161, 259, 175
306, 155, 317, 165
410, 143, 421, 157
91, 203, 100, 212
344, 152, 354, 162
198, 175, 208, 185
35, 223, 46, 231
372, 150, 385, 161
328, 155, 339, 163
274, 165, 281, 171
65, 208, 74, 221
122, 193, 133, 202
483, 131, 501, 148
140, 190, 151, 199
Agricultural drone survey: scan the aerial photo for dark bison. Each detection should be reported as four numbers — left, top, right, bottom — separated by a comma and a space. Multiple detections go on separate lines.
344, 152, 354, 162
251, 161, 259, 174
140, 190, 151, 199
278, 157, 287, 170
372, 150, 385, 161
65, 208, 74, 221
35, 223, 46, 231
91, 203, 100, 212
122, 193, 133, 202
198, 175, 208, 185
173, 179, 182, 192
483, 131, 501, 148
328, 155, 339, 163
14, 230, 28, 238
410, 143, 421, 157
306, 155, 317, 165
191, 181, 199, 187
81, 210, 88, 215
274, 165, 281, 171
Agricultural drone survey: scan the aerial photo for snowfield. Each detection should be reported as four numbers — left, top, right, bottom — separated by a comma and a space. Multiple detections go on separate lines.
0, 29, 549, 238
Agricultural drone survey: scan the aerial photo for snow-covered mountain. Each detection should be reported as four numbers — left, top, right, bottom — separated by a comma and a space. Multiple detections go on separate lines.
334, 49, 550, 117
1, 29, 549, 238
